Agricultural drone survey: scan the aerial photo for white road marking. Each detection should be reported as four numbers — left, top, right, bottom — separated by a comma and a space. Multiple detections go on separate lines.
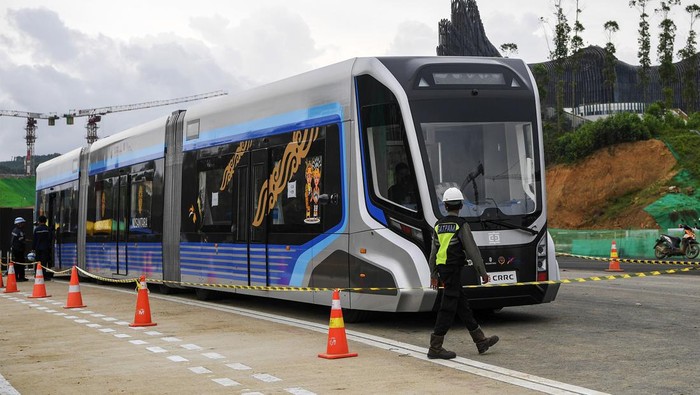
167, 355, 188, 362
181, 344, 203, 351
144, 330, 162, 336
212, 378, 240, 387
146, 346, 168, 353
226, 363, 251, 370
285, 388, 317, 395
161, 337, 181, 342
114, 333, 131, 338
129, 340, 148, 345
189, 366, 212, 374
253, 373, 282, 383
202, 352, 225, 359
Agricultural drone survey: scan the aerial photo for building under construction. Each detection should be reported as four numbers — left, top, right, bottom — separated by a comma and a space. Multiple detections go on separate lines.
438, 0, 700, 114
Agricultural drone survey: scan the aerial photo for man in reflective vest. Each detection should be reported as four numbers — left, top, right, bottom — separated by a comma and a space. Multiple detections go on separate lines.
427, 187, 499, 359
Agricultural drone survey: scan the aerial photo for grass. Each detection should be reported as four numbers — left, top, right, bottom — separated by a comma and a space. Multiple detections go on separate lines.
0, 177, 35, 207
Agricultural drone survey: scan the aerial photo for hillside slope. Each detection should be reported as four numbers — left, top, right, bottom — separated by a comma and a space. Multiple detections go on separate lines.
546, 139, 678, 229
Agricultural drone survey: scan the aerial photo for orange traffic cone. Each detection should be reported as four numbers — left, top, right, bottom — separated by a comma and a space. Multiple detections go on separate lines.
129, 275, 157, 327
4, 262, 18, 293
64, 266, 86, 308
28, 263, 51, 298
605, 240, 624, 272
318, 289, 358, 359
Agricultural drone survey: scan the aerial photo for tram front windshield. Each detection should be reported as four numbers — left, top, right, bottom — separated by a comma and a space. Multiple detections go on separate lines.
420, 121, 537, 218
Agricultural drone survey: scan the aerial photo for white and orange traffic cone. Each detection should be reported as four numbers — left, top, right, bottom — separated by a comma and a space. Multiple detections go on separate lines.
3, 262, 18, 293
28, 263, 51, 298
64, 266, 86, 309
318, 289, 358, 359
129, 275, 157, 327
605, 240, 624, 272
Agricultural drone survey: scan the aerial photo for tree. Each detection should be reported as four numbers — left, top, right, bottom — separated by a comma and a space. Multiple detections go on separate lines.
569, 0, 585, 127
629, 0, 652, 104
603, 21, 620, 114
499, 43, 519, 58
677, 4, 700, 113
533, 63, 550, 114
551, 0, 571, 134
656, 0, 682, 109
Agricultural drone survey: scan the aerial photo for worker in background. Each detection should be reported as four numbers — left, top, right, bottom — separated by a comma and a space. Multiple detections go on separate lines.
32, 215, 52, 281
10, 217, 28, 281
427, 187, 499, 359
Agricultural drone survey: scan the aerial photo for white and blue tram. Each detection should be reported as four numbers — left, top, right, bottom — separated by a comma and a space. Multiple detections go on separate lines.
36, 57, 560, 315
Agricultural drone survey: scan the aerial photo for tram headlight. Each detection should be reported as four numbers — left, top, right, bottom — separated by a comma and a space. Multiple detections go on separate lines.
536, 236, 547, 272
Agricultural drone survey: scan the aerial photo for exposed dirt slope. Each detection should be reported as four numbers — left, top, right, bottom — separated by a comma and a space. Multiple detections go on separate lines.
546, 139, 677, 229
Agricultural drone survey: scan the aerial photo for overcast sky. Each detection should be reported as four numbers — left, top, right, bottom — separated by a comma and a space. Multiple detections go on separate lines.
0, 0, 696, 161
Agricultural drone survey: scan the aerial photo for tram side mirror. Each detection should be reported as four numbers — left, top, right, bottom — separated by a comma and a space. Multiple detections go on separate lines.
317, 194, 330, 205
317, 193, 339, 205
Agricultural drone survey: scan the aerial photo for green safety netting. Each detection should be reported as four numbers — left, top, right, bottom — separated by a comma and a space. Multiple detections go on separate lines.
644, 170, 700, 230
0, 177, 35, 208
550, 228, 667, 259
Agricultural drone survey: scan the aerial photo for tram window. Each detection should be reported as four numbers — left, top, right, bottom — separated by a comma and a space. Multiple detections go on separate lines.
93, 178, 114, 235
60, 185, 78, 235
267, 128, 327, 231
129, 173, 153, 233
363, 104, 418, 211
196, 157, 234, 233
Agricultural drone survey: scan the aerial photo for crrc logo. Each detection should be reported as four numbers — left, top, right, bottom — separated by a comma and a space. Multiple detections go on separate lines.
488, 232, 501, 244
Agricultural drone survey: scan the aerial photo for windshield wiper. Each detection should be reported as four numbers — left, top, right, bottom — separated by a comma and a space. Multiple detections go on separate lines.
483, 218, 538, 235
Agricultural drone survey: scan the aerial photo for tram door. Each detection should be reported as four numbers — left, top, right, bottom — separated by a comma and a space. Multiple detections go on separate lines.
47, 192, 59, 268
248, 149, 269, 286
113, 174, 130, 275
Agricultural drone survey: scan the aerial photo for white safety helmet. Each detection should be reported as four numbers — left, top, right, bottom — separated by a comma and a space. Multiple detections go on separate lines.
442, 187, 464, 203
14, 217, 26, 225
26, 251, 36, 262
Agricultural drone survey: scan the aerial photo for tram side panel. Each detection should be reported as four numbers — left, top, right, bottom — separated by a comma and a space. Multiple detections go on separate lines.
83, 118, 168, 280
178, 122, 348, 304
35, 148, 83, 272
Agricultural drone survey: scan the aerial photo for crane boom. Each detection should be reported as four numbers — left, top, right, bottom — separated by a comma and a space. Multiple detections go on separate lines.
0, 110, 58, 120
66, 90, 227, 117
0, 89, 227, 174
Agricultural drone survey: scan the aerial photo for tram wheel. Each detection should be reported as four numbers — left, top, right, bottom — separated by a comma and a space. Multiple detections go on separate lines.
159, 284, 177, 294
195, 288, 220, 301
343, 309, 372, 323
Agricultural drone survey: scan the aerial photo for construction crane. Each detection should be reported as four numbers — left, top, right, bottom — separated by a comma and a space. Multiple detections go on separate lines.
64, 90, 228, 145
0, 110, 60, 175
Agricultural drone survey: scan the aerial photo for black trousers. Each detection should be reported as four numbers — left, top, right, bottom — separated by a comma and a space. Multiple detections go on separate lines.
433, 264, 479, 336
11, 249, 26, 279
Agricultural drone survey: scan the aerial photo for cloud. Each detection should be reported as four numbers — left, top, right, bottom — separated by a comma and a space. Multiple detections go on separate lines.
190, 7, 323, 84
386, 21, 437, 56
0, 7, 245, 158
484, 11, 551, 63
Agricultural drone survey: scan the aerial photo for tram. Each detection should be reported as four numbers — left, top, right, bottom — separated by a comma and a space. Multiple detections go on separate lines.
36, 57, 560, 316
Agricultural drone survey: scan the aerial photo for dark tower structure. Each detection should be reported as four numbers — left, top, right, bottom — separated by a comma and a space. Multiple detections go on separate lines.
436, 0, 501, 57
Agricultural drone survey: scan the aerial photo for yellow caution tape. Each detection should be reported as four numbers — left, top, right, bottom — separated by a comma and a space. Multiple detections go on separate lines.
557, 252, 700, 266
4, 254, 694, 293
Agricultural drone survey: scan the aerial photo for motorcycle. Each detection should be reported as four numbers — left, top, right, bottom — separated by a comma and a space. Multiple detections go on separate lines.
654, 224, 700, 259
